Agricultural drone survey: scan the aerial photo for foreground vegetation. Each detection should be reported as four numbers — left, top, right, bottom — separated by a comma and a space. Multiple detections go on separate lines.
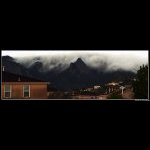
132, 65, 148, 99
107, 91, 123, 99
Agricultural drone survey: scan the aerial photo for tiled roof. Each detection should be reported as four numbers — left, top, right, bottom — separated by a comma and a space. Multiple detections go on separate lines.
2, 71, 47, 82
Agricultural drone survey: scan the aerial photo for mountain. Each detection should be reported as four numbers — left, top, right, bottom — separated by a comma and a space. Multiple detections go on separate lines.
28, 61, 44, 78
2, 56, 135, 90
2, 56, 61, 81
50, 58, 100, 90
66, 58, 92, 74
2, 56, 31, 77
50, 58, 135, 90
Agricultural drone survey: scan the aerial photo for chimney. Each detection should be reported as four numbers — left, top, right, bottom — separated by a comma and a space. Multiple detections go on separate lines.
2, 66, 5, 71
18, 77, 21, 81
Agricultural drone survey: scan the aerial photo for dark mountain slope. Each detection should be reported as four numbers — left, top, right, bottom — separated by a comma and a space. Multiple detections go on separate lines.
2, 56, 31, 77
2, 56, 135, 90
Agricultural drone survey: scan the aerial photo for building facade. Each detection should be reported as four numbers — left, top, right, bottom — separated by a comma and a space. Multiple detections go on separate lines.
105, 82, 120, 94
1, 71, 49, 99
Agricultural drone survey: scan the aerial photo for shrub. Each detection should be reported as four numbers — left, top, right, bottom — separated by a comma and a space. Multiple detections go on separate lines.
107, 92, 123, 99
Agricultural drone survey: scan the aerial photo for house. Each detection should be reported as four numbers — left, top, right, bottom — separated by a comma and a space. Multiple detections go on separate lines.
85, 87, 93, 92
105, 82, 120, 93
93, 85, 101, 90
1, 68, 49, 99
106, 82, 119, 86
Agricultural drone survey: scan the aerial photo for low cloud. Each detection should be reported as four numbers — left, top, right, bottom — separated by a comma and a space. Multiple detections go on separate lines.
3, 51, 148, 72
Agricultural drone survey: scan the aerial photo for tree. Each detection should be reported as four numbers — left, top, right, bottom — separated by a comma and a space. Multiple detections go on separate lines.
132, 65, 148, 99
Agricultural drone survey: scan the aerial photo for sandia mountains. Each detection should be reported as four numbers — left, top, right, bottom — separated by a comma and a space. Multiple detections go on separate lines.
2, 56, 135, 90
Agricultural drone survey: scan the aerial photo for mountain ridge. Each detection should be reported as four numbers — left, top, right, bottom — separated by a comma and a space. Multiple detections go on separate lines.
2, 56, 136, 90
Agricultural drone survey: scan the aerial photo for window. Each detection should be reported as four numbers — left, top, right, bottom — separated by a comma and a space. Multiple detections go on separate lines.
4, 85, 11, 98
23, 85, 30, 98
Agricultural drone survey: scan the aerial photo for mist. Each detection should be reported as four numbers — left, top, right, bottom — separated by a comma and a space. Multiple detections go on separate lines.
2, 51, 148, 72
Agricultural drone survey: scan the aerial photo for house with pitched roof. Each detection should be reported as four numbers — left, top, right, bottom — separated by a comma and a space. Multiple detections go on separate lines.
1, 66, 49, 99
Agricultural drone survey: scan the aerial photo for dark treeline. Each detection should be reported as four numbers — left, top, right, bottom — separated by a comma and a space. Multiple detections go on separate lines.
132, 65, 148, 99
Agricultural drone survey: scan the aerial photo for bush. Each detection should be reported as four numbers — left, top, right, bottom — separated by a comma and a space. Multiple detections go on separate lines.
48, 92, 72, 99
107, 92, 123, 99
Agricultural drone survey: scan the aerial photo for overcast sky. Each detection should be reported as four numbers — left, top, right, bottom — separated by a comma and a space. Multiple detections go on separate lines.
2, 50, 148, 72
1, 50, 148, 58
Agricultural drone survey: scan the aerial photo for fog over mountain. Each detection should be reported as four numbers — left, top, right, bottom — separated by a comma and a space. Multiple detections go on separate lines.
2, 51, 148, 90
2, 51, 148, 73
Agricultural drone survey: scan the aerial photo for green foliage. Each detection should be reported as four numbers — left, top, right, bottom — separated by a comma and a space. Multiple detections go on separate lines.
48, 91, 72, 99
107, 92, 123, 99
79, 87, 106, 95
132, 65, 148, 99
80, 90, 96, 95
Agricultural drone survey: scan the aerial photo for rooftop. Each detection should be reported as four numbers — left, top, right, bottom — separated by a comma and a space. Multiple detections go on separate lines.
2, 71, 47, 82
106, 82, 120, 86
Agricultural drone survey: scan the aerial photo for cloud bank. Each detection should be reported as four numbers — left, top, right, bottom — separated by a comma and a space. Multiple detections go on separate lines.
2, 50, 148, 72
